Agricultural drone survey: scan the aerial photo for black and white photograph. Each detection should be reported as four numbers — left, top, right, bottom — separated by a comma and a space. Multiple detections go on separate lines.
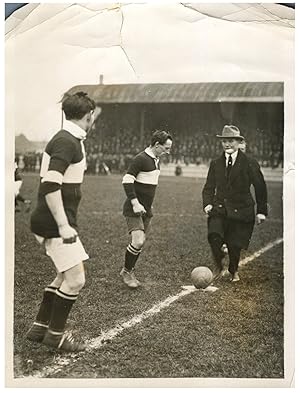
5, 2, 295, 388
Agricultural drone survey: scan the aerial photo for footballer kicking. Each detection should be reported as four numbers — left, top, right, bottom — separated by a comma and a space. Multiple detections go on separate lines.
120, 130, 173, 288
26, 92, 101, 352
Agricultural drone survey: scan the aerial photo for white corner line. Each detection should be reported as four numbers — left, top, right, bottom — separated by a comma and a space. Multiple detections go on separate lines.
88, 285, 197, 350
239, 237, 283, 266
21, 238, 283, 379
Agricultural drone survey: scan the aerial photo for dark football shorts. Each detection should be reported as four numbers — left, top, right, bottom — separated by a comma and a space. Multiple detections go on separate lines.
125, 215, 152, 234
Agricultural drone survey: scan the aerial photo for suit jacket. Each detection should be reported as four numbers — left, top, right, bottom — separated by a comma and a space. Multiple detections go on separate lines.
202, 150, 268, 222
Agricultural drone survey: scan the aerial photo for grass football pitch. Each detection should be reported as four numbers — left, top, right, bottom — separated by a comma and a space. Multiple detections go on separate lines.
13, 174, 284, 379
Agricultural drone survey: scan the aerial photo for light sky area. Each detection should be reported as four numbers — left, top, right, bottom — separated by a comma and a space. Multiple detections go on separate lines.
5, 2, 294, 142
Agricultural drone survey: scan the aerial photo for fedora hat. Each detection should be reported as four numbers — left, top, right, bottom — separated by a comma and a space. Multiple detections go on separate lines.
216, 125, 244, 140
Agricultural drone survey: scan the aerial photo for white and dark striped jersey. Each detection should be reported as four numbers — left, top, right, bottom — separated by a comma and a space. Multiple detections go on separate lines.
31, 122, 86, 238
122, 147, 160, 217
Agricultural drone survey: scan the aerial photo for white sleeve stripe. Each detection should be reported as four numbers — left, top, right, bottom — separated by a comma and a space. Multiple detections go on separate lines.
41, 170, 63, 185
122, 174, 136, 184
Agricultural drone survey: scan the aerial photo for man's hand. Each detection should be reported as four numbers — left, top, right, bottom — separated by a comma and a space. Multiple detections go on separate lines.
131, 198, 146, 215
58, 223, 78, 243
256, 214, 266, 225
204, 204, 213, 216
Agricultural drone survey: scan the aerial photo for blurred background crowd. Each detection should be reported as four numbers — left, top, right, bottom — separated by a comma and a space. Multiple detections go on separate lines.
14, 85, 284, 175
15, 127, 283, 176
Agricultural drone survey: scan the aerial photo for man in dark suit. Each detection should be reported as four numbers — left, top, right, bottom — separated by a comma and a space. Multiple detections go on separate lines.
202, 125, 268, 282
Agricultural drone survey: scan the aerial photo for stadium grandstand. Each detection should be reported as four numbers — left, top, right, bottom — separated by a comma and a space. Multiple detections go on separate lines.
16, 82, 283, 175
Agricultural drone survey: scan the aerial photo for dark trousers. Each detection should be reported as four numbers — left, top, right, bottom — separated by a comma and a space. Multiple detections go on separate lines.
208, 233, 224, 270
227, 244, 241, 274
208, 232, 241, 274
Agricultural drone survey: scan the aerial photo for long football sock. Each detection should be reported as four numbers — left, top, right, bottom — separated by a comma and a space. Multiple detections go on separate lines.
124, 243, 142, 271
48, 289, 78, 334
35, 286, 58, 326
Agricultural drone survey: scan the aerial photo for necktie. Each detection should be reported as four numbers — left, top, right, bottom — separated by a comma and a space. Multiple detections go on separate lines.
227, 154, 232, 179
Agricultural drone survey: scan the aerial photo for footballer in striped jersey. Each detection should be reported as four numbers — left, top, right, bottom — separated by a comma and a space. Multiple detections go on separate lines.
27, 92, 101, 352
120, 130, 173, 288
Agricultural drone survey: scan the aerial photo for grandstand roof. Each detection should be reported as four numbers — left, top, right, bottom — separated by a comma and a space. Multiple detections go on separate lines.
6, 3, 292, 141
67, 82, 283, 104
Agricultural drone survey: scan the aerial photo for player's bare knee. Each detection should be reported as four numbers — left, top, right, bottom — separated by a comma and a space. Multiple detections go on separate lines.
69, 279, 85, 293
65, 275, 85, 293
133, 240, 145, 250
132, 234, 145, 249
50, 273, 64, 288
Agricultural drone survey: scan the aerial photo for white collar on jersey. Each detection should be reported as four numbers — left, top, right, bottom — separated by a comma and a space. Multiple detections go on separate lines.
63, 119, 87, 140
145, 146, 158, 160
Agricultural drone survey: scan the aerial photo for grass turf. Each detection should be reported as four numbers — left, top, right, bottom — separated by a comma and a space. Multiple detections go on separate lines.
13, 174, 283, 379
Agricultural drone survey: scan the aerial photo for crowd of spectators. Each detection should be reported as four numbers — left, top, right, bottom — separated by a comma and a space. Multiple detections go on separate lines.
15, 152, 43, 173
15, 129, 283, 175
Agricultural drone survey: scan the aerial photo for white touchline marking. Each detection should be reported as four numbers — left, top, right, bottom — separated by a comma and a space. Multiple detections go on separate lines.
88, 286, 197, 350
22, 238, 283, 380
239, 238, 283, 266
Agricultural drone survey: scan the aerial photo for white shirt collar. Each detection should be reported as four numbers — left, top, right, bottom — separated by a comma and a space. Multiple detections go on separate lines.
145, 146, 158, 160
225, 150, 238, 164
63, 119, 87, 140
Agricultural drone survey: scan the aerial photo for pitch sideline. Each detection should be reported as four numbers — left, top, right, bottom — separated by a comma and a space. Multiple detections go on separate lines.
21, 237, 283, 380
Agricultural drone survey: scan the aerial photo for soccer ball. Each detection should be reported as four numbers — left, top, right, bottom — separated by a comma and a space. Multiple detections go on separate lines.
191, 266, 213, 289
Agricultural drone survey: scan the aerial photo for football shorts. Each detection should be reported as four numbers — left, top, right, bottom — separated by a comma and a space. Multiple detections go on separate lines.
125, 215, 152, 234
34, 235, 89, 272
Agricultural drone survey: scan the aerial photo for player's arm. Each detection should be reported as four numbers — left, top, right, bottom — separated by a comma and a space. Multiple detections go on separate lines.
122, 157, 146, 214
45, 187, 77, 242
39, 138, 77, 242
14, 180, 23, 197
248, 159, 268, 223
